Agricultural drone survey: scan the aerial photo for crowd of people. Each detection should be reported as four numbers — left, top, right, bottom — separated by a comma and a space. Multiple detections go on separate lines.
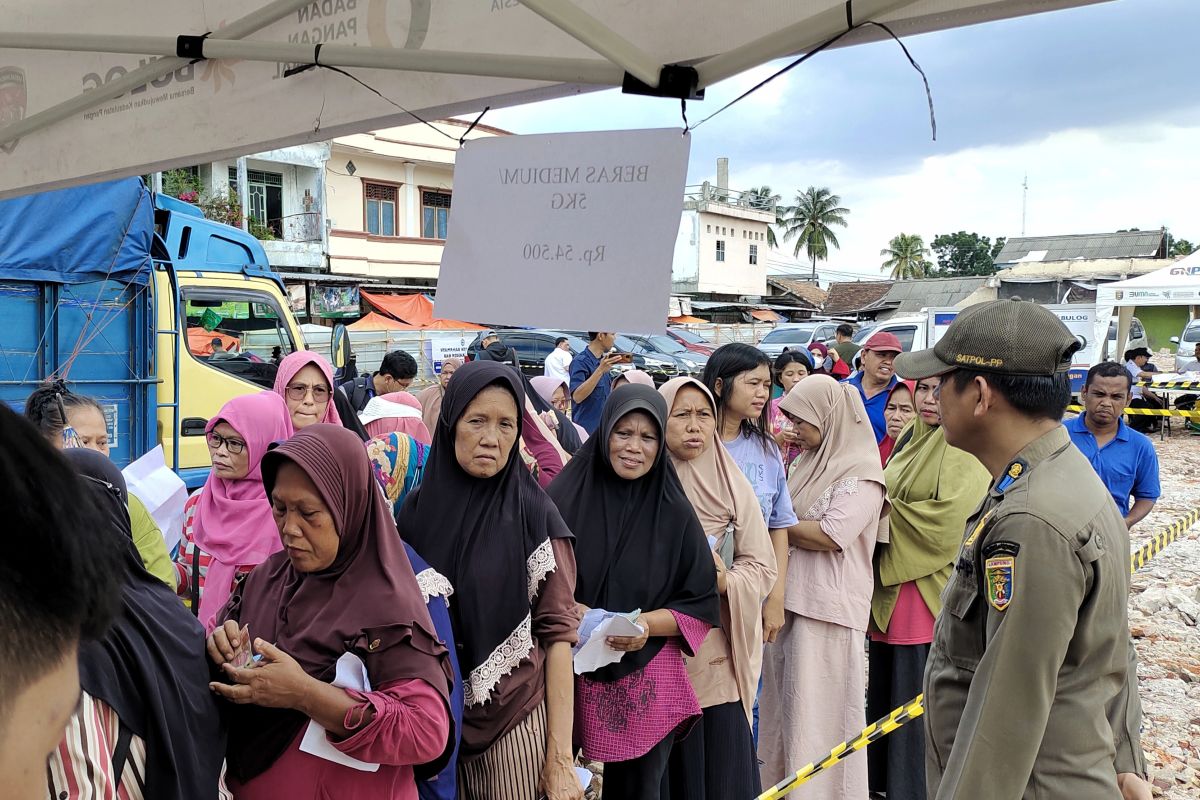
0, 299, 1163, 800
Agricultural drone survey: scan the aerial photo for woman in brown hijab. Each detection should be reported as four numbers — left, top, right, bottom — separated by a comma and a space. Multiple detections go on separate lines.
659, 377, 776, 798
207, 424, 454, 800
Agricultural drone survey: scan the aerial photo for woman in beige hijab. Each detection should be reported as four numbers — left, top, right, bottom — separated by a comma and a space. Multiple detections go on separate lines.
417, 357, 462, 433
758, 375, 888, 799
659, 377, 776, 798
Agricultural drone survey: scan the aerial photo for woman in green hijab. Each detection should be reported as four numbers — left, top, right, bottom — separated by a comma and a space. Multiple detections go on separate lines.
866, 375, 990, 800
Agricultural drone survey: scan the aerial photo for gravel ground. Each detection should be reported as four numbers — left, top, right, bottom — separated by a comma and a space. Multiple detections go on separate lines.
1127, 428, 1200, 798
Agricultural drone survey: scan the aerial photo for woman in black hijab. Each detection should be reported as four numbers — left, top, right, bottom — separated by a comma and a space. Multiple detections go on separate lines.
50, 448, 227, 797
398, 360, 583, 800
547, 385, 720, 800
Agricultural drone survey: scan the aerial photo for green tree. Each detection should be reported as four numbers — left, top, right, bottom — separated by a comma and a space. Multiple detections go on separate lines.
929, 231, 998, 277
991, 236, 1007, 260
746, 185, 784, 248
1169, 236, 1194, 257
780, 187, 849, 279
881, 233, 931, 280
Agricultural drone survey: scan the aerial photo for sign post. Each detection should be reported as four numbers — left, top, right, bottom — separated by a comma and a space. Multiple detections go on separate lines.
436, 128, 690, 334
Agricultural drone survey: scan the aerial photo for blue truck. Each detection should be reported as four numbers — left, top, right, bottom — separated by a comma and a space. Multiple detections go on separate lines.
0, 178, 306, 487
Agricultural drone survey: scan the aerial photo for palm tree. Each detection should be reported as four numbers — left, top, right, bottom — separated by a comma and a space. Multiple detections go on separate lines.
780, 187, 849, 280
746, 185, 785, 249
880, 233, 931, 280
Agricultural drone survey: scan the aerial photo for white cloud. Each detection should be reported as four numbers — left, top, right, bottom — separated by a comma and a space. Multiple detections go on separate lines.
748, 122, 1200, 282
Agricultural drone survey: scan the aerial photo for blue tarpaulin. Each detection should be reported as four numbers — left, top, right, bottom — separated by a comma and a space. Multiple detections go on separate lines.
0, 178, 153, 286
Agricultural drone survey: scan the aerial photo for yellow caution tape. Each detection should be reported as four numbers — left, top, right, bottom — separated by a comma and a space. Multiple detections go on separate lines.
756, 694, 926, 800
755, 508, 1200, 800
1136, 380, 1200, 390
1065, 405, 1200, 418
1130, 508, 1200, 572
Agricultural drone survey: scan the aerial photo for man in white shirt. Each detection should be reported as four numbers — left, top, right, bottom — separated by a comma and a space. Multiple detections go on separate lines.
1179, 342, 1200, 373
543, 336, 573, 383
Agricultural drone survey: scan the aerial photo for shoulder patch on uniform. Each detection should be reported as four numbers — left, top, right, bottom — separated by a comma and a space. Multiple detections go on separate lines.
985, 554, 1015, 611
982, 540, 1020, 559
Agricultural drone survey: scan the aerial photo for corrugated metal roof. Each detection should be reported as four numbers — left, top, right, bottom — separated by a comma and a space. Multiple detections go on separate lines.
995, 230, 1165, 264
865, 276, 989, 314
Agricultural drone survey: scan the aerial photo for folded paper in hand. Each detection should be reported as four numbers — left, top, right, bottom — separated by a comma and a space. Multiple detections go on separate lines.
572, 608, 644, 675
299, 652, 380, 772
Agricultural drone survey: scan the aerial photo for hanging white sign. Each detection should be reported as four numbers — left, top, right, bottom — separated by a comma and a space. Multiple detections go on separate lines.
435, 128, 690, 334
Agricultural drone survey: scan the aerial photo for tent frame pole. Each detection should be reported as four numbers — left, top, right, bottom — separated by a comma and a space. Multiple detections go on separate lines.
0, 33, 625, 86
0, 0, 313, 149
694, 0, 919, 87
517, 0, 662, 88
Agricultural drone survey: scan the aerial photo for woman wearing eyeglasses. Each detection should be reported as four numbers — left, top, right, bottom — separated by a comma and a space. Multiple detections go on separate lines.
175, 392, 295, 630
274, 351, 343, 430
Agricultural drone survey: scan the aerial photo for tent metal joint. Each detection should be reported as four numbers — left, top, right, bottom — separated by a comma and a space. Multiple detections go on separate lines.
622, 65, 703, 100
175, 33, 210, 61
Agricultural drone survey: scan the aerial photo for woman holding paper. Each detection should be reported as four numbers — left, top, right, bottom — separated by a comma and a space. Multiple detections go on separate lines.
758, 376, 889, 798
23, 380, 177, 588
398, 361, 582, 800
208, 424, 454, 800
659, 377, 775, 797
548, 384, 720, 799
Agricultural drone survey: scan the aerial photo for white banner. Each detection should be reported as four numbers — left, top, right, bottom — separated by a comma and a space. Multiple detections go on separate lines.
435, 128, 690, 334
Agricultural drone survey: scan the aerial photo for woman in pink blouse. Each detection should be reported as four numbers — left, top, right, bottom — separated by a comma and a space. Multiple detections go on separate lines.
209, 425, 454, 800
548, 384, 720, 799
759, 376, 889, 799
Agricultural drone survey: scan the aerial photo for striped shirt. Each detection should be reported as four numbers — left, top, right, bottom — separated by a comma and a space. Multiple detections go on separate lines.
48, 692, 233, 799
173, 492, 252, 609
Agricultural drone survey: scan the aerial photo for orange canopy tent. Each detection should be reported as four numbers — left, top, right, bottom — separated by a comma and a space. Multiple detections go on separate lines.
346, 312, 412, 332
668, 315, 707, 324
750, 309, 786, 323
360, 291, 484, 330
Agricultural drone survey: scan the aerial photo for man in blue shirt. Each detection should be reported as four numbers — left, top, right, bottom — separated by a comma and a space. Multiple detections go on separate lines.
569, 331, 623, 435
1066, 361, 1160, 528
843, 331, 901, 443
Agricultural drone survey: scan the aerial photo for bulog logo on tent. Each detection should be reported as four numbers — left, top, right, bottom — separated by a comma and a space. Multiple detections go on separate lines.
0, 66, 26, 155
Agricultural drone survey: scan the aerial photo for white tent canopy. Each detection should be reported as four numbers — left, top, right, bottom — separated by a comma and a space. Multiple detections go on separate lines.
0, 0, 1109, 198
1095, 250, 1200, 358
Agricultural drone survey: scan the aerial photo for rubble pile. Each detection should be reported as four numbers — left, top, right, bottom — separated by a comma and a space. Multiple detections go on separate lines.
1130, 433, 1200, 797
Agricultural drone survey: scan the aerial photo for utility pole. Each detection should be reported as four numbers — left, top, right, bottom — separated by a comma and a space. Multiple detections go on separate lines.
1021, 173, 1028, 236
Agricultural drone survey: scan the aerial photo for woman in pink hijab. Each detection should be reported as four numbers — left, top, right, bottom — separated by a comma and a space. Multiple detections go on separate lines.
530, 375, 589, 444
272, 351, 342, 429
612, 368, 655, 389
359, 391, 434, 445
180, 391, 294, 630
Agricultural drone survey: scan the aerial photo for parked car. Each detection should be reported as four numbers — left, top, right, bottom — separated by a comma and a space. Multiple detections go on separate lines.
468, 329, 681, 385
466, 329, 587, 379
666, 326, 717, 356
756, 321, 840, 359
623, 332, 708, 374
1106, 318, 1150, 362
1171, 319, 1200, 371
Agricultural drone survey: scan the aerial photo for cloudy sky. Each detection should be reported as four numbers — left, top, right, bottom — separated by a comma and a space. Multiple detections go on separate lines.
486, 0, 1200, 283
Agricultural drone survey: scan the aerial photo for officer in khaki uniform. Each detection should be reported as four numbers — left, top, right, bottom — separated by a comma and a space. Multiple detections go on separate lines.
895, 299, 1149, 800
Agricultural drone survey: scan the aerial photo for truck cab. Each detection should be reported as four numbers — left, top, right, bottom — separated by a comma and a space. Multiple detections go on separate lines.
0, 180, 305, 488
153, 194, 305, 485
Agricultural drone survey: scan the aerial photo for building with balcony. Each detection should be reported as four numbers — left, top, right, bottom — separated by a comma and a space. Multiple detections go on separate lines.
671, 158, 774, 301
325, 119, 507, 285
